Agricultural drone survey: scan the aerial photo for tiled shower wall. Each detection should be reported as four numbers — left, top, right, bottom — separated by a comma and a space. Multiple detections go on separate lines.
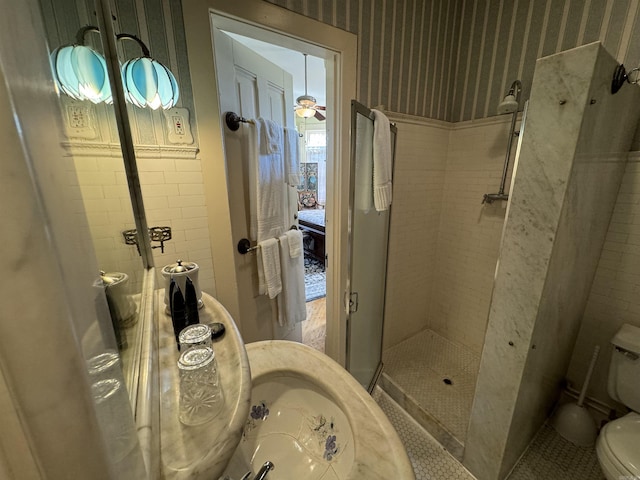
430, 119, 514, 354
384, 114, 515, 354
384, 110, 640, 404
384, 115, 449, 349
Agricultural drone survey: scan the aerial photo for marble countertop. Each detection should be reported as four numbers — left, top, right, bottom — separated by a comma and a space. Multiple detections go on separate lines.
157, 291, 251, 479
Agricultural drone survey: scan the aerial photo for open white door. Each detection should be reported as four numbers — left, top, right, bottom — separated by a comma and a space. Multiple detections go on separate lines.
212, 28, 301, 343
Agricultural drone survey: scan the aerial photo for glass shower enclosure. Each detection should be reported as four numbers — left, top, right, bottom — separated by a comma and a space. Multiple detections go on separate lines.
346, 100, 397, 392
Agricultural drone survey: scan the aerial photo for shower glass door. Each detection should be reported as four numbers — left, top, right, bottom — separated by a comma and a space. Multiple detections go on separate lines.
346, 100, 396, 392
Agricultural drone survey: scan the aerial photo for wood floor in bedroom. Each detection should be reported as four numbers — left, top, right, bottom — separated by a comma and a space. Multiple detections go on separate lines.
301, 297, 325, 353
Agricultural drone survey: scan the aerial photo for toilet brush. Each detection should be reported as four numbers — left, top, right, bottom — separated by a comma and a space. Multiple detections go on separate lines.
551, 345, 600, 446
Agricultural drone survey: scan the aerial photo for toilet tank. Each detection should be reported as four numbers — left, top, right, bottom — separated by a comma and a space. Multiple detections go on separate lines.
608, 323, 640, 412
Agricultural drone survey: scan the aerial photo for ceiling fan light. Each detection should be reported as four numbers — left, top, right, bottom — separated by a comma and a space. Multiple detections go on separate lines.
296, 107, 316, 118
296, 94, 317, 108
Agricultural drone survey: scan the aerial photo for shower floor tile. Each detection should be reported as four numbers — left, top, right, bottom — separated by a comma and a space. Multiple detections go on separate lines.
507, 424, 604, 480
382, 328, 480, 451
374, 387, 477, 480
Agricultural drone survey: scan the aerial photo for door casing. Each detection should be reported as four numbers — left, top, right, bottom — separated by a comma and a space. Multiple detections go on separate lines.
182, 0, 357, 365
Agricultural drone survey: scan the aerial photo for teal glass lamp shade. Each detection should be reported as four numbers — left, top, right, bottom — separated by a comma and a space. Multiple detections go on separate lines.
51, 45, 112, 104
122, 57, 179, 110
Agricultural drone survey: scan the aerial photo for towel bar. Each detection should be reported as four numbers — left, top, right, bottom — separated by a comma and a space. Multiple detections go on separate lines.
237, 226, 298, 255
225, 111, 254, 131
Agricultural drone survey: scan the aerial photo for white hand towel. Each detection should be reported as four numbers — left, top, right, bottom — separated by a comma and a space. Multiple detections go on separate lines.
257, 238, 282, 299
355, 116, 374, 213
371, 109, 393, 211
284, 127, 304, 186
259, 117, 283, 155
286, 229, 303, 258
253, 118, 287, 242
278, 233, 307, 326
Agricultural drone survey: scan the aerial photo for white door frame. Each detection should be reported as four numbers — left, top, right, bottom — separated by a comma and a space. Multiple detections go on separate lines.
182, 0, 357, 366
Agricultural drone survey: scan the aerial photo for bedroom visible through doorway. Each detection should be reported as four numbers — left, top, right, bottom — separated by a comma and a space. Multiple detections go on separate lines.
228, 33, 328, 353
298, 123, 327, 352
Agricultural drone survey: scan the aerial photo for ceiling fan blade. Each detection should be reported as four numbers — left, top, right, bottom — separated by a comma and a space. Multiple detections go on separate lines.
314, 109, 326, 121
315, 105, 326, 111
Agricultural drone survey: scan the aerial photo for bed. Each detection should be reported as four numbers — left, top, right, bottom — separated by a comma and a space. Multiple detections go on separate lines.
297, 209, 325, 262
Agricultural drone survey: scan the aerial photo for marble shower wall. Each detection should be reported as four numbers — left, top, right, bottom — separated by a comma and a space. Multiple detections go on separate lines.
463, 42, 640, 480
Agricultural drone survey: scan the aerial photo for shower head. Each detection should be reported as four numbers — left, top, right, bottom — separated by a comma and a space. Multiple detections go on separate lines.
497, 80, 522, 115
497, 94, 519, 114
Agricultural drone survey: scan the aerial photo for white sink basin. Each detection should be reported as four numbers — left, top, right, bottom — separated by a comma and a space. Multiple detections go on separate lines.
222, 341, 414, 480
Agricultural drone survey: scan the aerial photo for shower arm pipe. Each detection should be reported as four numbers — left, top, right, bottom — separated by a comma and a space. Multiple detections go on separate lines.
498, 80, 522, 196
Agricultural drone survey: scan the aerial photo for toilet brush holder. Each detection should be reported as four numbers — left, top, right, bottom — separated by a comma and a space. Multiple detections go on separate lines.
551, 345, 600, 446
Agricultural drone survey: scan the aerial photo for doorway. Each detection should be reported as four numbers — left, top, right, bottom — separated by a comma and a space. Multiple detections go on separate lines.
223, 32, 329, 353
182, 0, 357, 365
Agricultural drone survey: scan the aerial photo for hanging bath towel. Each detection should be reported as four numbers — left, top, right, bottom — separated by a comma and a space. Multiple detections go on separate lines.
277, 231, 307, 326
284, 127, 304, 187
257, 238, 282, 299
249, 118, 288, 242
371, 109, 393, 211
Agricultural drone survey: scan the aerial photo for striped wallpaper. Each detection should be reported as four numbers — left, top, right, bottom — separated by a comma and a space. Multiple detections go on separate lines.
267, 0, 640, 122
41, 0, 640, 123
266, 0, 461, 121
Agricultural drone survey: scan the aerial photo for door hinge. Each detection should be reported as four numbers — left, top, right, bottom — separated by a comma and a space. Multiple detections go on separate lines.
348, 292, 359, 313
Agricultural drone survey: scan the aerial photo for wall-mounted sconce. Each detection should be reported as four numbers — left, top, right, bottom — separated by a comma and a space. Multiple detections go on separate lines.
123, 226, 172, 255
612, 64, 640, 94
52, 25, 179, 109
51, 26, 112, 104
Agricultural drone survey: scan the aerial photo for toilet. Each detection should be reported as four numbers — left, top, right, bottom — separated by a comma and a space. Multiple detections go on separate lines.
596, 323, 640, 480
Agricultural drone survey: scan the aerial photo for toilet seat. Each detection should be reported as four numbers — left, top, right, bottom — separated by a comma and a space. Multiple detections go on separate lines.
596, 412, 640, 480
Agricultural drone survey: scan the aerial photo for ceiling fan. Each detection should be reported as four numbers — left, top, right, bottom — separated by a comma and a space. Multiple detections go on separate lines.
295, 53, 326, 121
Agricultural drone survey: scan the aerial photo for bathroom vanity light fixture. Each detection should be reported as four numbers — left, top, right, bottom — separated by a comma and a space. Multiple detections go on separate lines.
611, 64, 640, 94
52, 25, 179, 109
119, 33, 180, 110
51, 26, 112, 104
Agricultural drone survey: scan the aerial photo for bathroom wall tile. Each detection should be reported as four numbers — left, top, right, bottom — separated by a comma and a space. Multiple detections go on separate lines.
166, 171, 204, 184
138, 171, 166, 185
178, 183, 205, 196
383, 116, 449, 349
181, 205, 208, 219
143, 184, 179, 197
174, 159, 203, 172
428, 117, 512, 355
137, 157, 176, 172
168, 194, 206, 208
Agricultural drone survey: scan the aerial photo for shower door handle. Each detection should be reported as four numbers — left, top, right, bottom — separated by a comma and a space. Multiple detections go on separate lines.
348, 292, 359, 313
